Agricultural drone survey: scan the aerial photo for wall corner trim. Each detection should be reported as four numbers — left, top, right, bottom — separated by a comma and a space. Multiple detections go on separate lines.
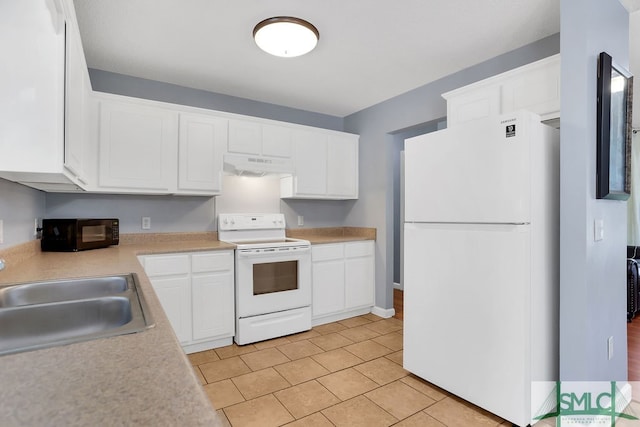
371, 306, 395, 319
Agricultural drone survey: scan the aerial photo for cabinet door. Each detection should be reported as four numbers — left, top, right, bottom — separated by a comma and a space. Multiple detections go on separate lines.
63, 19, 88, 183
149, 276, 192, 343
98, 100, 178, 191
192, 272, 235, 341
192, 251, 234, 273
327, 134, 358, 198
292, 130, 327, 196
262, 124, 292, 158
141, 254, 190, 277
178, 113, 227, 194
501, 56, 561, 121
0, 0, 64, 174
446, 85, 501, 127
345, 242, 375, 309
228, 120, 261, 155
312, 259, 345, 317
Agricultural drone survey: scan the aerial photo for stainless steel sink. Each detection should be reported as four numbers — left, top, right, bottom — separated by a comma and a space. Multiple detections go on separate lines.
0, 276, 129, 307
0, 274, 154, 356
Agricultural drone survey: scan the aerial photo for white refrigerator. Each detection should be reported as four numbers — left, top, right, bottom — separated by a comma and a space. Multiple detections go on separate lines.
403, 110, 559, 427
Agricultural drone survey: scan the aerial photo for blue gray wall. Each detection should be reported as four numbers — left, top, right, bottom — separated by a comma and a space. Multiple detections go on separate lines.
343, 33, 560, 313
0, 179, 45, 248
559, 0, 629, 381
45, 193, 216, 234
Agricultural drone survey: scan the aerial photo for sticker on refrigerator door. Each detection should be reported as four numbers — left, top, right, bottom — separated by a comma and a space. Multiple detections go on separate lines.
505, 124, 516, 138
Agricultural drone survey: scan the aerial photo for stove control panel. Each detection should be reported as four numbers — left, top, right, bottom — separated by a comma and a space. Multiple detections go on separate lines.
219, 213, 286, 231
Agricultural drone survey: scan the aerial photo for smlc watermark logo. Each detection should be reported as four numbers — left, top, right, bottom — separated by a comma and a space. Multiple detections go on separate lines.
533, 381, 639, 426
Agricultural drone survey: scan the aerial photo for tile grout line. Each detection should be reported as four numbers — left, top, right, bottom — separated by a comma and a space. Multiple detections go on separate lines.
197, 314, 484, 427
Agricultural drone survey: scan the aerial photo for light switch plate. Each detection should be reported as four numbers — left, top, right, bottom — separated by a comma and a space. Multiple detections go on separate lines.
594, 219, 604, 241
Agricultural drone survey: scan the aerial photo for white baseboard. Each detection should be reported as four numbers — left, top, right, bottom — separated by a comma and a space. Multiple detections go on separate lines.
393, 282, 403, 290
371, 306, 395, 319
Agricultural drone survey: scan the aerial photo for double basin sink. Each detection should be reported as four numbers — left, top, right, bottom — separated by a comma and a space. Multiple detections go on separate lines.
0, 274, 154, 356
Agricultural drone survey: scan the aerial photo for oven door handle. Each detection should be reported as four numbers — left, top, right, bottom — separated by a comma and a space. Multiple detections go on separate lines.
236, 247, 311, 257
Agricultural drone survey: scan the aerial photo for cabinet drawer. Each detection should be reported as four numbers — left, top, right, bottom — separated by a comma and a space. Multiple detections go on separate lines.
192, 251, 234, 273
143, 254, 189, 276
345, 241, 374, 258
312, 243, 344, 262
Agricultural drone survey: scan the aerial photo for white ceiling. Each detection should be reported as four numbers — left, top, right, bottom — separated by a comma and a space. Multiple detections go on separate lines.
77, 0, 621, 118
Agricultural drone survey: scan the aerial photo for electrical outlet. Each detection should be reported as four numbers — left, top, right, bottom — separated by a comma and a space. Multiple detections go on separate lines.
141, 217, 151, 230
0, 219, 4, 244
608, 336, 614, 360
298, 216, 304, 226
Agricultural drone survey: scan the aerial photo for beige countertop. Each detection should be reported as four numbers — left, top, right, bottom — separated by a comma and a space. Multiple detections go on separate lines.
0, 227, 373, 426
0, 237, 233, 427
287, 226, 376, 244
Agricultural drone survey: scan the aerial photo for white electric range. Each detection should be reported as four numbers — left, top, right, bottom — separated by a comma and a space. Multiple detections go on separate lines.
218, 213, 312, 345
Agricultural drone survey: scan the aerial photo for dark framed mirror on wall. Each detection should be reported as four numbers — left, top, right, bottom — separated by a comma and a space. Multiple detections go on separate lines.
596, 51, 634, 200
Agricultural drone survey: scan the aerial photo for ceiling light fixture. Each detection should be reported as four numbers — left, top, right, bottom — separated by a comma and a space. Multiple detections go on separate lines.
253, 17, 319, 58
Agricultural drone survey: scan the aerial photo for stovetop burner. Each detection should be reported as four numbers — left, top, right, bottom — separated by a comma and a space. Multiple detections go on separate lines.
218, 213, 310, 249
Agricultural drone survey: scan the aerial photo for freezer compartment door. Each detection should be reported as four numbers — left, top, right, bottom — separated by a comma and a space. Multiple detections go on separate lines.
405, 112, 533, 224
403, 222, 532, 426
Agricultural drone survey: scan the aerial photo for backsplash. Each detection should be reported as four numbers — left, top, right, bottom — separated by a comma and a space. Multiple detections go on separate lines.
215, 175, 281, 215
44, 193, 216, 234
0, 179, 45, 248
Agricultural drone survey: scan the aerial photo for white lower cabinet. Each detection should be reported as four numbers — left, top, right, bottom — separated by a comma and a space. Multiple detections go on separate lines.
139, 250, 234, 353
311, 241, 375, 325
191, 252, 234, 342
151, 275, 192, 343
345, 243, 375, 308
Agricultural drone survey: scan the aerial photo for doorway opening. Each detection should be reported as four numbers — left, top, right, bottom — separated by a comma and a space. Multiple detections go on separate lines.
389, 118, 446, 300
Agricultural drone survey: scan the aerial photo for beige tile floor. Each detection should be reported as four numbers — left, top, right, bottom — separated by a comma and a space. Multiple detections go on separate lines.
189, 314, 513, 427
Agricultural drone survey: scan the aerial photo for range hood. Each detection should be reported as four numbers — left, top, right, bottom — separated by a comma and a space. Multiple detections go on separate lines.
223, 153, 294, 177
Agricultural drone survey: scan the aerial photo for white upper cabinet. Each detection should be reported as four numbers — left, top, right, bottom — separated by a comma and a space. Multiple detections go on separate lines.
0, 1, 360, 197
281, 130, 359, 200
98, 99, 178, 192
262, 124, 292, 158
228, 119, 293, 158
500, 57, 561, 122
63, 7, 91, 184
228, 120, 262, 155
445, 86, 501, 127
327, 134, 358, 198
178, 113, 227, 195
0, 0, 90, 191
442, 54, 560, 127
288, 130, 328, 196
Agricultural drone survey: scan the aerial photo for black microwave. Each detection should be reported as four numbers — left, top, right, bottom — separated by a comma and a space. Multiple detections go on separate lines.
41, 219, 120, 252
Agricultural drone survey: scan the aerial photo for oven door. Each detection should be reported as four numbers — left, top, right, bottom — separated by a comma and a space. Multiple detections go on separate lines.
235, 247, 311, 318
